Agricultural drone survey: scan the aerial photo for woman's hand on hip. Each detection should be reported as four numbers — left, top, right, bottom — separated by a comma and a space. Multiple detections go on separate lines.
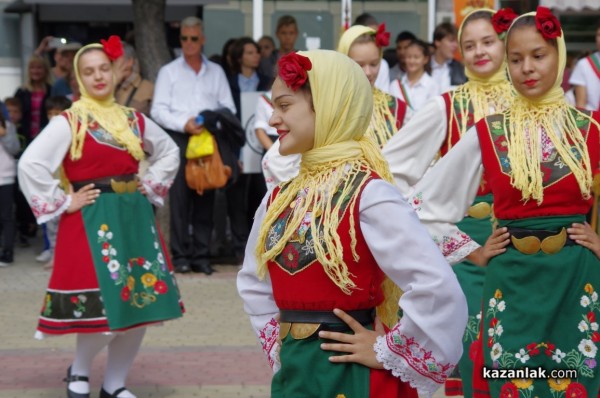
319, 308, 385, 369
568, 222, 600, 258
66, 183, 100, 213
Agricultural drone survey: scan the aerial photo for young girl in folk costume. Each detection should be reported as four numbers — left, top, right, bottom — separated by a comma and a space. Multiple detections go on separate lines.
261, 24, 409, 190
382, 10, 517, 396
237, 49, 468, 397
407, 8, 600, 397
389, 39, 439, 112
18, 37, 182, 398
337, 24, 409, 147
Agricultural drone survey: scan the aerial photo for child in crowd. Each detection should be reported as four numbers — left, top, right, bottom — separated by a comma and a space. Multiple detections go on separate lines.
390, 39, 439, 112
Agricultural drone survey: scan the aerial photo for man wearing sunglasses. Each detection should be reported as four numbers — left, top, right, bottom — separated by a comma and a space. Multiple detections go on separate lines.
151, 16, 236, 276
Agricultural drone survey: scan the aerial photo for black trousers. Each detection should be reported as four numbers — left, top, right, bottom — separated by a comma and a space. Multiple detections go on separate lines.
0, 184, 15, 250
167, 131, 215, 268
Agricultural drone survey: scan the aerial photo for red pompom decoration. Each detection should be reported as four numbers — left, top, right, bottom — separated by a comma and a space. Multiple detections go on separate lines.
535, 6, 562, 40
491, 8, 518, 36
375, 23, 390, 48
277, 52, 312, 91
100, 35, 124, 61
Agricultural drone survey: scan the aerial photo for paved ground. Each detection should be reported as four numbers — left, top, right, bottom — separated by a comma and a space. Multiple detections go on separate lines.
0, 239, 450, 398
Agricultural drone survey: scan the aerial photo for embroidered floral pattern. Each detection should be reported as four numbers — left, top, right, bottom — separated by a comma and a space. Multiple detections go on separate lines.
30, 195, 68, 219
410, 191, 423, 212
98, 224, 170, 309
259, 317, 280, 370
375, 324, 454, 397
432, 230, 479, 265
488, 114, 588, 187
266, 172, 365, 274
144, 179, 172, 199
70, 294, 87, 318
484, 285, 599, 397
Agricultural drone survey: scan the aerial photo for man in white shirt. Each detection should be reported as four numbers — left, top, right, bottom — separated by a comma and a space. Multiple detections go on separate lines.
569, 22, 600, 111
430, 22, 466, 94
151, 16, 236, 275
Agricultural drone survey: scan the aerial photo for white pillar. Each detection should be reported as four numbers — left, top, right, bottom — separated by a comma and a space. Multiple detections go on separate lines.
427, 0, 436, 41
253, 0, 263, 41
341, 0, 352, 30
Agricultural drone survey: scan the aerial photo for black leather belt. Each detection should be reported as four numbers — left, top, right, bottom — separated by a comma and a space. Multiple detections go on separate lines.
279, 308, 375, 325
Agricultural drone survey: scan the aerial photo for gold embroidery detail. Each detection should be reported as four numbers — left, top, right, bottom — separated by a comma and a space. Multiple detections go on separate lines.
290, 323, 320, 339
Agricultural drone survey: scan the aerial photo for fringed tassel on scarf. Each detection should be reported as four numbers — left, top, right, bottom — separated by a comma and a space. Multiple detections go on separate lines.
368, 88, 397, 147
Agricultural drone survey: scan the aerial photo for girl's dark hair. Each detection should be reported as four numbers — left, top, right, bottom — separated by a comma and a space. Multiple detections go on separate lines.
230, 37, 260, 75
220, 38, 237, 76
407, 39, 432, 74
507, 15, 558, 48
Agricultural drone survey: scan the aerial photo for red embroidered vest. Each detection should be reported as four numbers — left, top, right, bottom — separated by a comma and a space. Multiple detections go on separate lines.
62, 110, 145, 183
265, 171, 385, 311
477, 110, 600, 219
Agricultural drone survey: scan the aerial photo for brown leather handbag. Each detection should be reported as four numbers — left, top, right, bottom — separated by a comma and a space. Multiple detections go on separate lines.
185, 135, 232, 195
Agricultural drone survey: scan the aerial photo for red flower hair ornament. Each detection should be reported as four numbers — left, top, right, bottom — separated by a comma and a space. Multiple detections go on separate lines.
375, 23, 390, 48
100, 35, 124, 61
491, 8, 518, 39
535, 6, 562, 40
278, 52, 312, 91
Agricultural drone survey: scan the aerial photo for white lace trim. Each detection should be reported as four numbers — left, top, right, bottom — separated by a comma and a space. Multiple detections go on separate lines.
36, 195, 72, 225
374, 335, 445, 398
446, 239, 480, 265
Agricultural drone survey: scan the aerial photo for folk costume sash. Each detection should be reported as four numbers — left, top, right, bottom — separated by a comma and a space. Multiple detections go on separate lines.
586, 52, 600, 80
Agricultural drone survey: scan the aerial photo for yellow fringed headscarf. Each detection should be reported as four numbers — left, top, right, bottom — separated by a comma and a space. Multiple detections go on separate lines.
447, 8, 514, 150
255, 50, 400, 326
504, 11, 599, 204
338, 25, 397, 147
66, 43, 144, 161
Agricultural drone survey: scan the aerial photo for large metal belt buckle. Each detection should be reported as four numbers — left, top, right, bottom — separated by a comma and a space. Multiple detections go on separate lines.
110, 179, 138, 194
279, 322, 320, 340
510, 227, 567, 255
467, 202, 492, 219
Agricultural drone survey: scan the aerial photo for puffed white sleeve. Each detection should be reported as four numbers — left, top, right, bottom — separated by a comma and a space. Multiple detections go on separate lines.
359, 179, 467, 398
139, 115, 180, 207
382, 96, 448, 196
237, 194, 280, 372
17, 115, 72, 224
408, 127, 484, 264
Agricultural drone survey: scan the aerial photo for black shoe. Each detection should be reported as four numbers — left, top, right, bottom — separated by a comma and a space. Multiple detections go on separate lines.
192, 262, 214, 275
100, 387, 128, 398
63, 366, 90, 398
0, 249, 13, 267
174, 264, 191, 273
